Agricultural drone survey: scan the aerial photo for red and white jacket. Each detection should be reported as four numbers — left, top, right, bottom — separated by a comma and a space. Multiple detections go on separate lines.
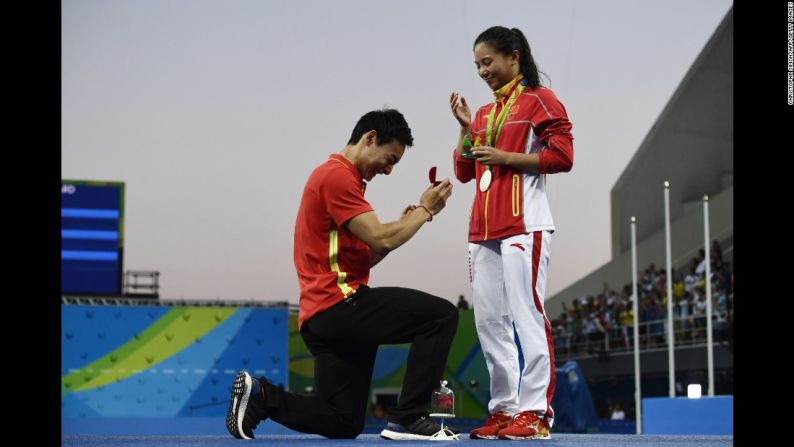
453, 77, 574, 242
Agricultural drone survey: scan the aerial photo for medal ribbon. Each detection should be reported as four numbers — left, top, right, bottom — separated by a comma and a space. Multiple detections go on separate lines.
483, 75, 525, 173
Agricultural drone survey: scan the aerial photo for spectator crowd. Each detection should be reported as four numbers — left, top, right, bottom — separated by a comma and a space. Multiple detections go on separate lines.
552, 240, 733, 357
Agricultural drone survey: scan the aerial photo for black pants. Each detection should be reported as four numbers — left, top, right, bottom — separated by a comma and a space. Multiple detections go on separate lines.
262, 285, 458, 439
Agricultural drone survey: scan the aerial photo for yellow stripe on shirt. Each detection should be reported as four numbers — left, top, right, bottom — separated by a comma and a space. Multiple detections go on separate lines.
329, 229, 354, 297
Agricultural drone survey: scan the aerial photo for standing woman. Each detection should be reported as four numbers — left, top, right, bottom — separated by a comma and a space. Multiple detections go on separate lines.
449, 26, 574, 440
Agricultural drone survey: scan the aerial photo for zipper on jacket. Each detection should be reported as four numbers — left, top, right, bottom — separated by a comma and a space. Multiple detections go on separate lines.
483, 189, 490, 240
512, 174, 521, 217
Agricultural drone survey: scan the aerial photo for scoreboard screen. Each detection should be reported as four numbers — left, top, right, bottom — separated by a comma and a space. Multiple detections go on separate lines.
61, 180, 124, 296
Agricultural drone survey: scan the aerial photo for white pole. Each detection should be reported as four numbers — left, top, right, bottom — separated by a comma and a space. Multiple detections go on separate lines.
664, 181, 675, 397
631, 216, 642, 434
703, 195, 714, 396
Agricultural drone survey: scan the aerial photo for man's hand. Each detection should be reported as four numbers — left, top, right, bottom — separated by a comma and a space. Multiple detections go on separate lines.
400, 204, 417, 220
345, 181, 452, 267
419, 179, 453, 216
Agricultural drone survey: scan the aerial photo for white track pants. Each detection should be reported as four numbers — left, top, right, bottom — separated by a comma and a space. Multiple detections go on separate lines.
469, 231, 556, 425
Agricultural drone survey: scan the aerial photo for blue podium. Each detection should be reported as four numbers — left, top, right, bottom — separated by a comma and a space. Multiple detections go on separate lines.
643, 396, 733, 435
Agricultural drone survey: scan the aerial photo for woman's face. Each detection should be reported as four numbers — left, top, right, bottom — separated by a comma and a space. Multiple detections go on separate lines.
474, 42, 520, 91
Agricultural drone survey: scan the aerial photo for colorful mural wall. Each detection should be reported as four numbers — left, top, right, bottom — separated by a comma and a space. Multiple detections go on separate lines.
61, 305, 288, 418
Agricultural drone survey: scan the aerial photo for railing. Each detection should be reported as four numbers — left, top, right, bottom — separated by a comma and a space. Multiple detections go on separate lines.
123, 270, 160, 298
61, 295, 293, 308
554, 314, 732, 360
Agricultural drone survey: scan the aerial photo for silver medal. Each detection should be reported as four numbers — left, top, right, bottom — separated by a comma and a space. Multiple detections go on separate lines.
479, 169, 492, 192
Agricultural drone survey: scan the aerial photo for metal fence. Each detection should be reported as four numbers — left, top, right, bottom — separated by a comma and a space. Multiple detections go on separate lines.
554, 313, 732, 360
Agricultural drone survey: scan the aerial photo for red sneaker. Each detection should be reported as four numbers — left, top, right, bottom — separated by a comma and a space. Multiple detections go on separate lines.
469, 411, 513, 439
498, 411, 551, 440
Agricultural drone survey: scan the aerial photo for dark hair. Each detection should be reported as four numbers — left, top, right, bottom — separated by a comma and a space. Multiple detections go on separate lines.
347, 108, 414, 147
474, 26, 546, 88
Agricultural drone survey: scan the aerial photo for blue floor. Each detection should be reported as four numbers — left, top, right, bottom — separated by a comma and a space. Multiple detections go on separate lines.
62, 433, 734, 447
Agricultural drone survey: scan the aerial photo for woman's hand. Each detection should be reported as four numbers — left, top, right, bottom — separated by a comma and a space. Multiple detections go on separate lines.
471, 146, 510, 166
450, 92, 471, 129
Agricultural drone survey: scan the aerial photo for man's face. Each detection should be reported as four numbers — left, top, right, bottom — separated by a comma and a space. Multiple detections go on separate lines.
361, 133, 406, 182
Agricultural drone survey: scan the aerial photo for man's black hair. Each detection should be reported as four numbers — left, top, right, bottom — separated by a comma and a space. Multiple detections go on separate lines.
348, 108, 414, 147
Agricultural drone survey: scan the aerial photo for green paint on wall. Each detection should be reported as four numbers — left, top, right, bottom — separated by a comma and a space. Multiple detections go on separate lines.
62, 307, 236, 395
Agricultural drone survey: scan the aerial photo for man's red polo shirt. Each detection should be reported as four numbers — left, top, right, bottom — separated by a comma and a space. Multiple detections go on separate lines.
294, 154, 374, 329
